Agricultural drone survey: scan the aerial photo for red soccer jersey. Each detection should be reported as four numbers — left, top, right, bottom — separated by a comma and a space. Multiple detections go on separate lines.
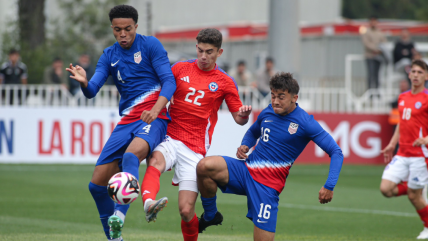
397, 89, 428, 157
167, 60, 242, 156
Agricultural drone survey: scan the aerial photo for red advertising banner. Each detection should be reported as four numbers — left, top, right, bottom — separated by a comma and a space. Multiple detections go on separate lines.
253, 111, 394, 165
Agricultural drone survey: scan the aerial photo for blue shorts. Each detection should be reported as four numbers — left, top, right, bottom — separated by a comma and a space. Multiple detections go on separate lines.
219, 156, 280, 233
96, 118, 168, 170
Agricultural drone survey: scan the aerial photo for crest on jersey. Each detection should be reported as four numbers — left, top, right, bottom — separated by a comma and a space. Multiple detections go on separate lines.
415, 101, 422, 109
209, 82, 219, 92
134, 51, 142, 64
288, 122, 299, 135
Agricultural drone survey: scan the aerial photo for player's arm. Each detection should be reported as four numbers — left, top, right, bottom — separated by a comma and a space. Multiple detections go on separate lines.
381, 123, 400, 163
231, 105, 252, 125
237, 115, 262, 159
141, 37, 176, 124
413, 133, 428, 147
309, 118, 344, 204
66, 53, 109, 99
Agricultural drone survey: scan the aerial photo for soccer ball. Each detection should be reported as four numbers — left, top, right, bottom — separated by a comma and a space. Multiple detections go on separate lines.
107, 172, 140, 205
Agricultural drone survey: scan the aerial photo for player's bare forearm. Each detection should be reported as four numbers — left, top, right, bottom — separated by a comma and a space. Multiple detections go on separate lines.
141, 96, 168, 124
381, 123, 400, 163
236, 145, 249, 159
413, 135, 428, 147
389, 123, 400, 147
318, 186, 333, 204
232, 105, 252, 125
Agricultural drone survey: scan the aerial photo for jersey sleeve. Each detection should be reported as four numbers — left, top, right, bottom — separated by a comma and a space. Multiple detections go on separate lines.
241, 109, 264, 148
148, 37, 176, 101
305, 115, 344, 191
81, 52, 109, 98
223, 77, 242, 113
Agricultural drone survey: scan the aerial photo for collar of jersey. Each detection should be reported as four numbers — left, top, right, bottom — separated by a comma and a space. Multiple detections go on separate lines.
194, 60, 218, 74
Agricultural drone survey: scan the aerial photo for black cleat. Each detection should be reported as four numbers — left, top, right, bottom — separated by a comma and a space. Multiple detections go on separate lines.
198, 211, 223, 233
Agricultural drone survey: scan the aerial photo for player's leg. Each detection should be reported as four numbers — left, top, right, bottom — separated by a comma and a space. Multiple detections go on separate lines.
197, 156, 229, 222
380, 156, 409, 198
88, 124, 132, 240
253, 226, 275, 241
179, 188, 199, 241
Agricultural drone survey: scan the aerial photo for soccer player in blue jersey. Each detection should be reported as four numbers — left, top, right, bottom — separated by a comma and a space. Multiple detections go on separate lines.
196, 72, 344, 240
66, 5, 176, 241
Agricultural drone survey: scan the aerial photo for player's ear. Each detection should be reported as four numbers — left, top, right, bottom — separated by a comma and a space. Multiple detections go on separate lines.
134, 24, 138, 30
217, 48, 223, 57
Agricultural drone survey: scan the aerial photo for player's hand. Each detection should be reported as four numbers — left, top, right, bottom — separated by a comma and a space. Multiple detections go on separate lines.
413, 137, 428, 147
140, 109, 159, 124
380, 144, 395, 163
238, 105, 252, 118
236, 145, 250, 159
318, 186, 333, 204
66, 64, 88, 87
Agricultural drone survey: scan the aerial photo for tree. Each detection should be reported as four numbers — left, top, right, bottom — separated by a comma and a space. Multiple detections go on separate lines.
18, 0, 45, 50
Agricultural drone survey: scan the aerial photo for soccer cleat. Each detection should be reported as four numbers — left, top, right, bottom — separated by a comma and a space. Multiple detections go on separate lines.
108, 215, 124, 239
417, 227, 428, 239
198, 211, 223, 233
145, 197, 168, 222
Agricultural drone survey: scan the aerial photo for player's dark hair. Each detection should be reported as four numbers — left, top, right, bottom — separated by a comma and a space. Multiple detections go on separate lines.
237, 60, 246, 66
196, 28, 222, 50
109, 5, 138, 24
266, 57, 274, 64
411, 59, 428, 72
270, 72, 300, 95
9, 49, 19, 55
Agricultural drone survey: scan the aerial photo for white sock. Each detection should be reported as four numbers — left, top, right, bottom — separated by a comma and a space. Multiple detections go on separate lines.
113, 210, 126, 223
144, 198, 153, 212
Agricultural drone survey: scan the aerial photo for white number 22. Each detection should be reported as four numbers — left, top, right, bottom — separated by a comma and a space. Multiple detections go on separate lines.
185, 87, 205, 106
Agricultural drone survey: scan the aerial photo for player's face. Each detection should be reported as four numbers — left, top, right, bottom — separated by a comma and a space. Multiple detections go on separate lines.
408, 65, 428, 88
271, 88, 298, 116
111, 18, 138, 49
196, 43, 223, 71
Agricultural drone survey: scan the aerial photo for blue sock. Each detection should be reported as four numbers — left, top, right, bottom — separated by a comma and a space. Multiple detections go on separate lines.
115, 152, 141, 217
88, 182, 114, 239
201, 196, 218, 221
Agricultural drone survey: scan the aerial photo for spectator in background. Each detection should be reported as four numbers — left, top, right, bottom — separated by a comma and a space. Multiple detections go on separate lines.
255, 57, 277, 97
43, 57, 69, 89
393, 29, 415, 77
229, 60, 252, 87
361, 15, 387, 90
69, 54, 94, 95
0, 49, 28, 105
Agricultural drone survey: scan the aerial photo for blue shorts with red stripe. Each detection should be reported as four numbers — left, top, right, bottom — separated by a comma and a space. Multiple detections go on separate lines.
96, 118, 168, 170
218, 156, 280, 233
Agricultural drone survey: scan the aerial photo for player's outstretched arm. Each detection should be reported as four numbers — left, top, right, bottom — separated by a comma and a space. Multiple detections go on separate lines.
381, 123, 400, 163
66, 64, 88, 88
231, 105, 252, 125
318, 186, 333, 204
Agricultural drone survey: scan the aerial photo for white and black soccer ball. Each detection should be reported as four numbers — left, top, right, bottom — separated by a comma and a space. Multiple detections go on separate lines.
107, 172, 140, 205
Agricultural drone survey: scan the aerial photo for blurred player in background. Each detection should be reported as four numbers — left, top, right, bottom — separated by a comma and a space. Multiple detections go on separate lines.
380, 59, 428, 239
196, 72, 344, 241
66, 5, 176, 241
140, 28, 251, 241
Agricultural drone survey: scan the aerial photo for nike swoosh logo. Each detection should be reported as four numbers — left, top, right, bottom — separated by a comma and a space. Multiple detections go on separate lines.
111, 60, 120, 66
257, 219, 267, 223
264, 120, 273, 122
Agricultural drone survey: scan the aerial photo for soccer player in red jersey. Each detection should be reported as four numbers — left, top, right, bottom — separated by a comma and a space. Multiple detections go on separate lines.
380, 59, 428, 239
140, 28, 252, 241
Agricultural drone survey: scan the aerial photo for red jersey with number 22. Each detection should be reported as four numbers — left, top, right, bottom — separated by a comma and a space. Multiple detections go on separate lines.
167, 59, 242, 156
397, 89, 428, 157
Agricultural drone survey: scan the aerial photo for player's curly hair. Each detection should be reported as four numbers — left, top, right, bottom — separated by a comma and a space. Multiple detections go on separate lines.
196, 28, 222, 50
411, 59, 428, 72
109, 5, 138, 24
270, 72, 300, 95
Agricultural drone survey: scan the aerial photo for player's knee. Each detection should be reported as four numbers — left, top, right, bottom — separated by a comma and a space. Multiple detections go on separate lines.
196, 158, 212, 175
179, 206, 194, 221
379, 186, 394, 198
146, 154, 163, 171
407, 190, 420, 203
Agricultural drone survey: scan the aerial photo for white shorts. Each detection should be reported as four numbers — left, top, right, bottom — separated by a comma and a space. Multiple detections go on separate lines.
153, 136, 204, 193
382, 155, 428, 189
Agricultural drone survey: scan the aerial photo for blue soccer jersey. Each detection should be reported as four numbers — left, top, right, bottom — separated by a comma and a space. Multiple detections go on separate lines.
81, 34, 176, 124
241, 104, 343, 193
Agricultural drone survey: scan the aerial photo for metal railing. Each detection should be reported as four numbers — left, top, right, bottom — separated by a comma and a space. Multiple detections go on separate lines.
0, 84, 396, 114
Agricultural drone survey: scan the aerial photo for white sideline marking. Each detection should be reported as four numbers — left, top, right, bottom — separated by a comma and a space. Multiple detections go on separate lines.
218, 200, 417, 217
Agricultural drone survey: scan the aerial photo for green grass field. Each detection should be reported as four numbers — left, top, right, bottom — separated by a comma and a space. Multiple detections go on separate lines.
0, 164, 422, 240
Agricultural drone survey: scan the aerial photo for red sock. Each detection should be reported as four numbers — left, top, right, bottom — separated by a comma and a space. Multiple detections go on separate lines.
396, 182, 408, 196
181, 213, 199, 241
141, 166, 161, 204
417, 205, 428, 228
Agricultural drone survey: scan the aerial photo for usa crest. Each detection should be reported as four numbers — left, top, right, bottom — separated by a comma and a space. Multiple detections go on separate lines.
288, 122, 299, 134
134, 51, 142, 64
209, 82, 219, 92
